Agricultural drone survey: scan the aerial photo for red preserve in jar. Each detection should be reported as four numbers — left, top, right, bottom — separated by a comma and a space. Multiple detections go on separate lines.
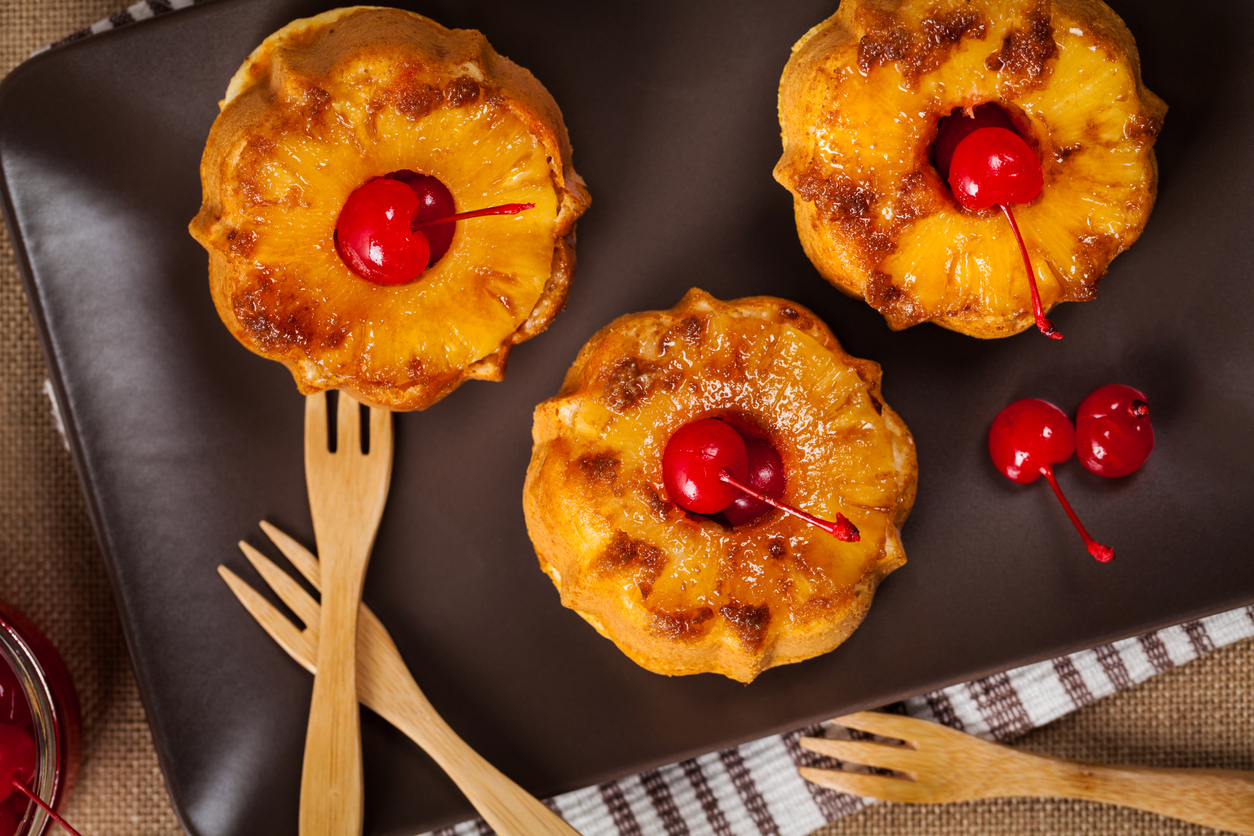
0, 602, 80, 836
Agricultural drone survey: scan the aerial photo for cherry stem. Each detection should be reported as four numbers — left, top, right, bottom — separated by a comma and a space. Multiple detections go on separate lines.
1039, 465, 1114, 563
718, 471, 860, 542
411, 202, 534, 232
10, 779, 84, 836
1129, 400, 1149, 418
999, 204, 1061, 340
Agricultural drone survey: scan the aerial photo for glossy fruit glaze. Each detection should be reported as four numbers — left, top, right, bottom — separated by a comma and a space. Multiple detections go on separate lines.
1076, 384, 1154, 478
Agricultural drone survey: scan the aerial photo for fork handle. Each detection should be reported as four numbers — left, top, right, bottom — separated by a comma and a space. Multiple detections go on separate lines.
300, 571, 364, 836
386, 677, 581, 836
1017, 754, 1254, 835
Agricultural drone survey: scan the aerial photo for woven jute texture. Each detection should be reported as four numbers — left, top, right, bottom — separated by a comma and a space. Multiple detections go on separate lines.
0, 2, 1250, 835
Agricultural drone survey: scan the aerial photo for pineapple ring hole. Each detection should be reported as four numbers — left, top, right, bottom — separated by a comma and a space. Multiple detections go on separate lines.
332, 170, 460, 286
929, 102, 1042, 205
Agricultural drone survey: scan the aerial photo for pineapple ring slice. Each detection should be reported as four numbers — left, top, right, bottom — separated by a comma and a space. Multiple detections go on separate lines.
775, 0, 1166, 338
523, 289, 917, 683
190, 7, 590, 410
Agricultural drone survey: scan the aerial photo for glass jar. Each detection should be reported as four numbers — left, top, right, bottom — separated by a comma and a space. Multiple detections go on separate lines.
0, 602, 81, 836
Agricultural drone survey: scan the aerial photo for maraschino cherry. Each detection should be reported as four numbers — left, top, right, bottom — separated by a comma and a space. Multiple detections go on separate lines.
0, 726, 34, 805
724, 439, 786, 527
663, 418, 859, 541
390, 172, 456, 262
1076, 384, 1154, 478
335, 172, 533, 285
944, 111, 1058, 339
989, 399, 1114, 562
0, 803, 17, 836
0, 723, 83, 836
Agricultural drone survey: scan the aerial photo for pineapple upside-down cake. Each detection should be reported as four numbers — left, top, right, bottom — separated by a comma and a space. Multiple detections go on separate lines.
523, 290, 917, 683
190, 7, 590, 410
775, 0, 1166, 338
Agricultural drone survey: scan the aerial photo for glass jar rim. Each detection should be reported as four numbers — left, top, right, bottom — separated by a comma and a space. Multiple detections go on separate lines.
0, 621, 61, 836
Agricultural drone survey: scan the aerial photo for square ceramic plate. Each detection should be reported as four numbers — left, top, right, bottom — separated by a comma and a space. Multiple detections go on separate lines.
2, 0, 1253, 833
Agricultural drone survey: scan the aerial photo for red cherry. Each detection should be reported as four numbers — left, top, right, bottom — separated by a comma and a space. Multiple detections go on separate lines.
336, 173, 535, 285
2, 791, 24, 824
933, 104, 1017, 181
0, 731, 83, 836
0, 663, 29, 730
723, 439, 785, 526
1076, 385, 1155, 478
335, 177, 430, 285
989, 399, 1114, 562
0, 801, 17, 836
5, 782, 82, 836
662, 420, 860, 541
949, 127, 1042, 210
391, 172, 456, 263
0, 726, 35, 805
948, 127, 1058, 340
988, 398, 1073, 484
663, 419, 749, 514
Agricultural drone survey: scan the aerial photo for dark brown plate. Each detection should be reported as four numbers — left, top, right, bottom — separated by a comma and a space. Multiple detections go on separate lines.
2, 1, 1253, 833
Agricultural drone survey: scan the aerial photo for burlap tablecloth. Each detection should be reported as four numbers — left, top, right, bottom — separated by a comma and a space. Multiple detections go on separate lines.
0, 2, 1249, 834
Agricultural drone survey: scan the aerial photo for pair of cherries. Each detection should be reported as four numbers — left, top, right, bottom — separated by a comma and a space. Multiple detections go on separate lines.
0, 662, 80, 836
989, 384, 1155, 562
935, 104, 1058, 339
662, 418, 859, 541
334, 172, 533, 285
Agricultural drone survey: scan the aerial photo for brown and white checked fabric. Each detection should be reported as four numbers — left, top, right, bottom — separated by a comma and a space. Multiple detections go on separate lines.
421, 606, 1254, 836
30, 0, 203, 55
9, 5, 1254, 836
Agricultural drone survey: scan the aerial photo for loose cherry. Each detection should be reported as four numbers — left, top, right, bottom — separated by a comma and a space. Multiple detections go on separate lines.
1076, 384, 1154, 478
989, 399, 1113, 562
948, 126, 1059, 339
662, 419, 859, 541
723, 439, 785, 526
335, 173, 533, 286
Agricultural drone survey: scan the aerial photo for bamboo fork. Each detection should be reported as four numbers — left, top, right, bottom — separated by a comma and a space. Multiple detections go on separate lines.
301, 392, 393, 836
219, 521, 582, 836
801, 711, 1254, 835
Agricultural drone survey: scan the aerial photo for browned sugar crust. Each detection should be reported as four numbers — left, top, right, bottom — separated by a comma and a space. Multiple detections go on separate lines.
190, 7, 590, 410
775, 0, 1166, 339
523, 289, 917, 683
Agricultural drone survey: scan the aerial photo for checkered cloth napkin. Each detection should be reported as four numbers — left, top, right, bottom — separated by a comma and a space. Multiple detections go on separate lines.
40, 5, 1254, 835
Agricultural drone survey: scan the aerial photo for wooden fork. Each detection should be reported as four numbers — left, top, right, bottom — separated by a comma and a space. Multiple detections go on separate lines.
301, 391, 393, 836
801, 711, 1254, 835
219, 521, 582, 836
